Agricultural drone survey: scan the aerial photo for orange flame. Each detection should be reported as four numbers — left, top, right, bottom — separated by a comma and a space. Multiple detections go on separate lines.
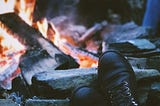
0, 0, 15, 14
0, 25, 25, 73
35, 18, 48, 38
14, 0, 36, 25
0, 0, 98, 70
48, 23, 98, 68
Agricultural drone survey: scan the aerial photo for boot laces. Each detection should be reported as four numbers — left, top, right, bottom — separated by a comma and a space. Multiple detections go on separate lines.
108, 81, 138, 106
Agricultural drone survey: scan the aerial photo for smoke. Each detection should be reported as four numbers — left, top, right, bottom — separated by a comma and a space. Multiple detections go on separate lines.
35, 0, 79, 24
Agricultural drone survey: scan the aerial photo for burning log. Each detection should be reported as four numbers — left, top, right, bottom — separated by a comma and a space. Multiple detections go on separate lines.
0, 13, 79, 86
55, 42, 99, 68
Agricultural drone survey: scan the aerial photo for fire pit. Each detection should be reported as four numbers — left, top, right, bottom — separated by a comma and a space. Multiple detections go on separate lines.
0, 0, 101, 89
0, 0, 160, 106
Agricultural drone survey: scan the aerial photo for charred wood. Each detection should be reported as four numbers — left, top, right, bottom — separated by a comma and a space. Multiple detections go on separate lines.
0, 13, 79, 85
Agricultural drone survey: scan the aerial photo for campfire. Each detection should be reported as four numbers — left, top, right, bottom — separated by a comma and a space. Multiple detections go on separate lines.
0, 0, 101, 89
0, 1, 160, 106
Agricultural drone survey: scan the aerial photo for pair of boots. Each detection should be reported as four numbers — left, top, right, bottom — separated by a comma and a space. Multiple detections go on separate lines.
70, 51, 138, 106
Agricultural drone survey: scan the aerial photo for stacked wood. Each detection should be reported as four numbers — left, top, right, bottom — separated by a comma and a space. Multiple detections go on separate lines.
0, 13, 79, 86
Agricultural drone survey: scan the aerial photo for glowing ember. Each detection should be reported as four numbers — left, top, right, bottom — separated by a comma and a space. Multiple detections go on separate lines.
0, 26, 25, 73
48, 23, 99, 68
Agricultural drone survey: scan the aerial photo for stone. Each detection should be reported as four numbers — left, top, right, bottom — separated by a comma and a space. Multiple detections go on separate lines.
0, 99, 18, 106
147, 55, 160, 70
133, 68, 160, 80
153, 38, 160, 48
127, 57, 147, 69
128, 55, 160, 70
134, 68, 160, 105
151, 82, 160, 90
30, 67, 160, 105
31, 68, 97, 98
107, 39, 156, 53
103, 22, 150, 43
32, 68, 97, 91
31, 67, 159, 96
25, 99, 69, 106
127, 39, 155, 50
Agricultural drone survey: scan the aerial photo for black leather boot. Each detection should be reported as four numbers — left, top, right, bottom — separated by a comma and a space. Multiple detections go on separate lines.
98, 51, 138, 106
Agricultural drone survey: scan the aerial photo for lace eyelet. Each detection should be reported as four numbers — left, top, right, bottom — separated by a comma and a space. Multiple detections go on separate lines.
106, 81, 138, 106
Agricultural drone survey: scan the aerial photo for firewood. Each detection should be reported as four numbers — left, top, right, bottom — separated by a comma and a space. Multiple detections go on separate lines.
0, 13, 79, 85
78, 21, 108, 44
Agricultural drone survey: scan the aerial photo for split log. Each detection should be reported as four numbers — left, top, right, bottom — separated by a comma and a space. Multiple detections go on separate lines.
0, 13, 79, 85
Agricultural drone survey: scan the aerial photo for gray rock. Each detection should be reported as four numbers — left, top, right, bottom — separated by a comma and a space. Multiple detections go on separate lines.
32, 68, 97, 91
133, 67, 160, 80
128, 56, 160, 70
32, 67, 159, 91
31, 67, 160, 105
127, 39, 156, 50
128, 57, 147, 69
0, 99, 18, 106
151, 82, 160, 90
103, 22, 150, 43
25, 99, 69, 106
147, 55, 160, 70
107, 39, 156, 53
